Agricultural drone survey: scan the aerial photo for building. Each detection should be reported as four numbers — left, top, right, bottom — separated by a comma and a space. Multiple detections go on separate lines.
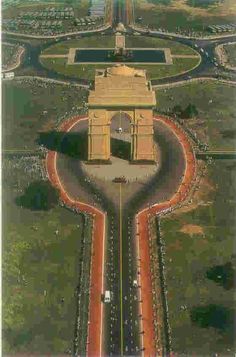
88, 65, 156, 162
3, 72, 15, 80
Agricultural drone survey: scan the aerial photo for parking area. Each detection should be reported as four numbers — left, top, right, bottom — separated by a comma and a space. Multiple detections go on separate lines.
2, 3, 105, 36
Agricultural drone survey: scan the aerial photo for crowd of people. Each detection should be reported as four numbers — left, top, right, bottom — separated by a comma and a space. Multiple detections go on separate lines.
3, 156, 47, 184
73, 215, 93, 356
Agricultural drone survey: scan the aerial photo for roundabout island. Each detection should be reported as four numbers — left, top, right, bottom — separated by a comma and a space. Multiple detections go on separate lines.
39, 33, 201, 81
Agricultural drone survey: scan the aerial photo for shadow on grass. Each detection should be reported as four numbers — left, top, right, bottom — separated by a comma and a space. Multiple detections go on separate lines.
37, 131, 88, 160
190, 304, 233, 332
16, 181, 59, 211
38, 131, 132, 161
221, 129, 236, 140
3, 328, 34, 352
111, 138, 131, 160
206, 262, 235, 290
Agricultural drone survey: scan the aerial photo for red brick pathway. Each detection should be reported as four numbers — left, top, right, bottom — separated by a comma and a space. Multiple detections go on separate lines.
46, 115, 105, 357
136, 115, 196, 356
46, 114, 196, 357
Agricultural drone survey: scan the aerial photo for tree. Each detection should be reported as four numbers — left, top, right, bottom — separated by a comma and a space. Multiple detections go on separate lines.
16, 181, 59, 211
181, 104, 198, 118
206, 262, 234, 290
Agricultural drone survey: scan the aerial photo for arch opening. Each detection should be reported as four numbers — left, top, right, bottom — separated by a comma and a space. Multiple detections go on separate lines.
110, 112, 132, 161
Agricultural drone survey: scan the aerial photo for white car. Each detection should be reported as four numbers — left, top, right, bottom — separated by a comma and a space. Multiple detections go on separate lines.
104, 290, 111, 303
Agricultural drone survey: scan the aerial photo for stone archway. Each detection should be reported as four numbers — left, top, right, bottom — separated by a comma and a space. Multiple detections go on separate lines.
87, 65, 156, 163
88, 108, 155, 162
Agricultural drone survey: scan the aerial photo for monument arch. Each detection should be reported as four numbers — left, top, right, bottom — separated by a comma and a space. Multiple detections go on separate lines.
88, 65, 156, 162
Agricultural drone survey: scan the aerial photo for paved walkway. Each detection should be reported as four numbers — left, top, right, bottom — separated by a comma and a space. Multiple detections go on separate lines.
40, 54, 68, 58
3, 23, 111, 39
131, 23, 236, 41
14, 75, 89, 88
152, 77, 236, 89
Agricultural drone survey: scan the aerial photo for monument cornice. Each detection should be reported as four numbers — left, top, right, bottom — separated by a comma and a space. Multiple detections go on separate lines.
88, 104, 156, 109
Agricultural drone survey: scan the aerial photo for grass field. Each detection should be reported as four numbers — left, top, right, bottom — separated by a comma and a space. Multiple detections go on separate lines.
40, 35, 200, 80
42, 35, 197, 55
126, 36, 198, 55
160, 160, 236, 354
224, 43, 236, 67
157, 81, 236, 150
133, 0, 236, 34
2, 43, 19, 69
40, 57, 200, 80
2, 156, 92, 354
2, 79, 88, 151
42, 36, 116, 55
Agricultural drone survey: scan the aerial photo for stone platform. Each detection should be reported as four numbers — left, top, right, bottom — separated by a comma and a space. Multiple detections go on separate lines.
81, 155, 159, 183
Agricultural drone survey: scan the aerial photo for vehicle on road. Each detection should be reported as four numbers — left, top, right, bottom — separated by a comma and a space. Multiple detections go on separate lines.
104, 290, 111, 303
113, 176, 127, 183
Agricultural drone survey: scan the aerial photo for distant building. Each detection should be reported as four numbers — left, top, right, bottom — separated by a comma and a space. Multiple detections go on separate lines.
89, 0, 105, 17
207, 23, 236, 33
3, 72, 15, 80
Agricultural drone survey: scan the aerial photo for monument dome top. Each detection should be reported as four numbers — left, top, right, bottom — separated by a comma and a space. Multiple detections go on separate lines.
106, 65, 145, 77
116, 22, 126, 32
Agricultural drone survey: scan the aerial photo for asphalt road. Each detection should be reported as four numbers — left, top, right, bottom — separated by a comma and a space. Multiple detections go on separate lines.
54, 115, 185, 355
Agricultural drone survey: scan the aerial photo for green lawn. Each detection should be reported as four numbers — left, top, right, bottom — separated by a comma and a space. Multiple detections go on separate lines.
40, 56, 200, 81
42, 35, 198, 55
126, 35, 198, 55
133, 0, 236, 34
2, 156, 92, 354
42, 35, 116, 55
137, 58, 200, 79
160, 160, 236, 354
2, 79, 88, 151
157, 82, 236, 150
224, 43, 236, 67
40, 35, 200, 80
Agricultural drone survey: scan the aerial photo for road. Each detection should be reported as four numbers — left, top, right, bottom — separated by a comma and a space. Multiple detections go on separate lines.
54, 113, 187, 356
3, 0, 236, 86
